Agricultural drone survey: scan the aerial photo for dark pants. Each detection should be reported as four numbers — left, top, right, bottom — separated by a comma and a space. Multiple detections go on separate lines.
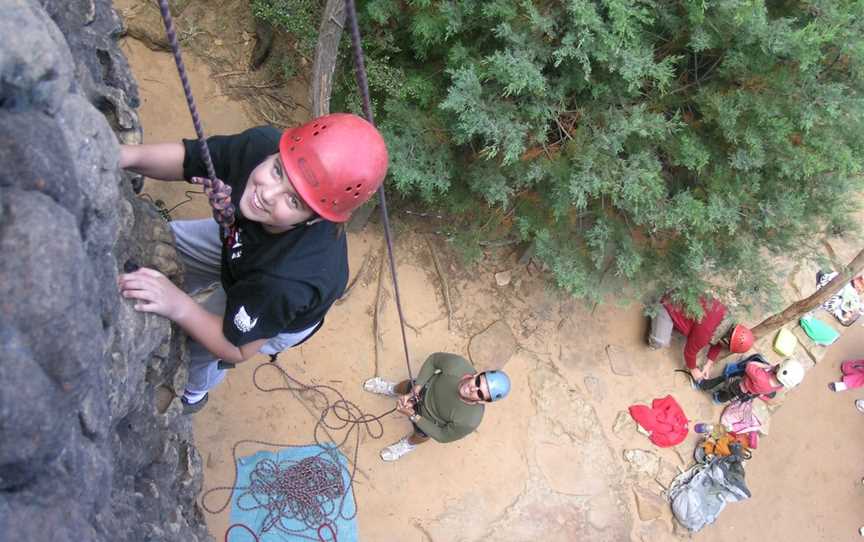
700, 376, 748, 403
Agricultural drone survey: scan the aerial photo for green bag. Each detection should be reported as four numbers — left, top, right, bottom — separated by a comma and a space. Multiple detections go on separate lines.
799, 315, 840, 345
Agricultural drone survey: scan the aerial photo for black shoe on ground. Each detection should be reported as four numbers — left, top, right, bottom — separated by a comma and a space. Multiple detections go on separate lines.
181, 393, 209, 415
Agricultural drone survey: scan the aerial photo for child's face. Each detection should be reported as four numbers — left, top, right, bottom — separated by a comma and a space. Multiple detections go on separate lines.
240, 153, 317, 233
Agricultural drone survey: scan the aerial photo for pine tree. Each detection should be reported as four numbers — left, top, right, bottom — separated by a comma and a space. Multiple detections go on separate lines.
273, 1, 864, 314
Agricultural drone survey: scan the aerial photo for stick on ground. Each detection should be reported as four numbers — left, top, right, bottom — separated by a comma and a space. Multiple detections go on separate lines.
426, 235, 453, 330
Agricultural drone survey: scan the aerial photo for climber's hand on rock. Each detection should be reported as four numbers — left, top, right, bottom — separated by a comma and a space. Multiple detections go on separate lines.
119, 267, 191, 320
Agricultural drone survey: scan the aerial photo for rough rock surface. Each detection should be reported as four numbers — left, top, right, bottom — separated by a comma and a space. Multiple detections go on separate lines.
0, 1, 209, 540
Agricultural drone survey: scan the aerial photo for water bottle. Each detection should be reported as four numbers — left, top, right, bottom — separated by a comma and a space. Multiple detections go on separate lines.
694, 422, 714, 434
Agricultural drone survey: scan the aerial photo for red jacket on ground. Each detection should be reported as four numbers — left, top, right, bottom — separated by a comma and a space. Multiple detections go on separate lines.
662, 297, 727, 369
628, 395, 689, 448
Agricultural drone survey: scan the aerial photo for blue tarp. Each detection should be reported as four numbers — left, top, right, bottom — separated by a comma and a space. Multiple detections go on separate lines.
226, 444, 357, 542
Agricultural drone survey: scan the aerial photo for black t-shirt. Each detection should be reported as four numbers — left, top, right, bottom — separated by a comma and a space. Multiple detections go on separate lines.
182, 126, 348, 346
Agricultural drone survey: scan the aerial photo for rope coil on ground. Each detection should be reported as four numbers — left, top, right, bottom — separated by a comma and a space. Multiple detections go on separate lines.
202, 362, 397, 541
239, 454, 343, 536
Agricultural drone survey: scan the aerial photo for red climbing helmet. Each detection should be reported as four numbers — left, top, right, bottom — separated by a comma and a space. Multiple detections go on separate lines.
279, 113, 388, 223
728, 324, 754, 353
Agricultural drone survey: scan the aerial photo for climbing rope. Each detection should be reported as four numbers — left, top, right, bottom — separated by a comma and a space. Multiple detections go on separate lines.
157, 0, 417, 386
156, 0, 235, 229
203, 362, 397, 541
344, 0, 416, 387
240, 455, 342, 535
155, 1, 420, 538
156, 0, 415, 384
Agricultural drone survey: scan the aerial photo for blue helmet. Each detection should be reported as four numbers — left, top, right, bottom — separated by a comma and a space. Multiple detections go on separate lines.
483, 370, 511, 402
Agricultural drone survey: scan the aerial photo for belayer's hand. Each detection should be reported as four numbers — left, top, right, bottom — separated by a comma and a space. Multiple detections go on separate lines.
395, 393, 416, 417
119, 267, 191, 321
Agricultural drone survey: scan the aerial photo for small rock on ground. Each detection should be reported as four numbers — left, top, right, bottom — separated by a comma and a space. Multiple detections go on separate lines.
633, 486, 666, 521
623, 449, 661, 478
606, 344, 633, 376
613, 410, 636, 437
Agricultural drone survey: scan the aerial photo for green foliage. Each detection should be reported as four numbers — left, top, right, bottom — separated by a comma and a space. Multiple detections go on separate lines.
333, 0, 864, 312
249, 0, 322, 57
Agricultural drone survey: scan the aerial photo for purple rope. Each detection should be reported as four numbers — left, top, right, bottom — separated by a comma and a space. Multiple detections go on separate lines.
156, 0, 235, 228
344, 0, 416, 386
202, 363, 398, 541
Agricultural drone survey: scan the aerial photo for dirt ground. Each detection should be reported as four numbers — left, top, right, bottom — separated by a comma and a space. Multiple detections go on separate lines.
115, 3, 863, 540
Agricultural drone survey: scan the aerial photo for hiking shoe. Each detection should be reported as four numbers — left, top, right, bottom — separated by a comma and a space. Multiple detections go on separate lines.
856, 400, 864, 414
181, 393, 209, 415
380, 438, 415, 462
363, 377, 397, 397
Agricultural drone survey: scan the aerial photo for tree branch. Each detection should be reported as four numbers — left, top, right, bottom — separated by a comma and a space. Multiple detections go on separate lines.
751, 247, 864, 339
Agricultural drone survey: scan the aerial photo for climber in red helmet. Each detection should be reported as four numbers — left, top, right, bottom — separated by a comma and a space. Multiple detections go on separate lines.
118, 114, 388, 413
648, 295, 754, 381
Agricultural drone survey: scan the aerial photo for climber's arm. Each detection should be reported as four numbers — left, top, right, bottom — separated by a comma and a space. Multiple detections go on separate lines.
119, 143, 185, 181
172, 302, 268, 364
119, 267, 267, 363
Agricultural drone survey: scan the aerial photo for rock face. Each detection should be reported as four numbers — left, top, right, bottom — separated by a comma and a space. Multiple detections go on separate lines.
0, 1, 210, 540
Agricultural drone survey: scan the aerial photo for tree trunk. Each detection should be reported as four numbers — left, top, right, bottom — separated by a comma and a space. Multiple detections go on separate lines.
751, 247, 864, 338
310, 0, 381, 231
310, 0, 346, 117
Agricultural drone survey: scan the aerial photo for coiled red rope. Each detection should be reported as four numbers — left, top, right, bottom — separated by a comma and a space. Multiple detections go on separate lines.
204, 362, 397, 541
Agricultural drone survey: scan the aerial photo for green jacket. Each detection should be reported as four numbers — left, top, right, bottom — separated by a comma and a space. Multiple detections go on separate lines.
413, 352, 484, 443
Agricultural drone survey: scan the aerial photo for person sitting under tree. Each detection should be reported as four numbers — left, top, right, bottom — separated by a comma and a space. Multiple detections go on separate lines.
363, 352, 511, 461
648, 295, 754, 381
118, 114, 388, 414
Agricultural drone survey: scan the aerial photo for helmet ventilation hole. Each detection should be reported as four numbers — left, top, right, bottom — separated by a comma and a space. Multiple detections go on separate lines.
313, 131, 319, 136
289, 146, 295, 152
320, 198, 327, 203
354, 192, 360, 198
321, 125, 327, 130
344, 186, 353, 192
293, 136, 301, 142
355, 183, 362, 188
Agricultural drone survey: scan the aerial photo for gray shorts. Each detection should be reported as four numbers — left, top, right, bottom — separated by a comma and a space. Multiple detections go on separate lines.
648, 303, 673, 349
171, 219, 319, 394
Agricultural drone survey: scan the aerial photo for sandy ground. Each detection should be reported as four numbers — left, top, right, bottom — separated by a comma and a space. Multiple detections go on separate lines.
699, 325, 864, 542
117, 10, 863, 540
